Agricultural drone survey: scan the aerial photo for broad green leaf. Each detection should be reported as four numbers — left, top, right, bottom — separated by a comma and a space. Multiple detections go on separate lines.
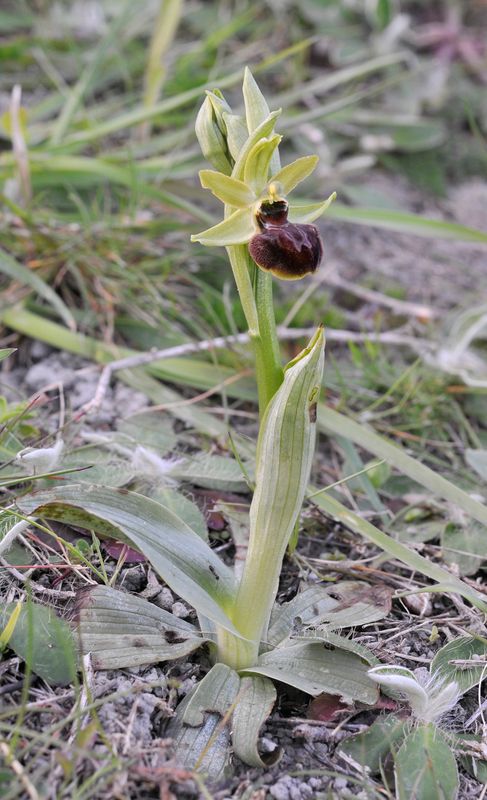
292, 629, 379, 666
17, 485, 239, 635
340, 714, 408, 773
166, 663, 240, 780
199, 170, 255, 208
244, 641, 378, 704
268, 581, 392, 646
151, 487, 208, 540
0, 246, 75, 330
431, 636, 487, 694
77, 586, 206, 669
0, 602, 76, 685
191, 207, 256, 246
169, 452, 250, 492
288, 193, 336, 223
271, 156, 318, 195
117, 412, 177, 454
243, 135, 281, 193
232, 675, 279, 768
442, 521, 486, 576
62, 447, 134, 487
312, 490, 487, 613
395, 725, 458, 800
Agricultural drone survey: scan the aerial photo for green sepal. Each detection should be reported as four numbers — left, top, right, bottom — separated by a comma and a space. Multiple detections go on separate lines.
244, 135, 282, 194
271, 155, 319, 195
288, 192, 337, 223
242, 66, 272, 134
191, 207, 257, 246
223, 112, 248, 161
199, 170, 255, 208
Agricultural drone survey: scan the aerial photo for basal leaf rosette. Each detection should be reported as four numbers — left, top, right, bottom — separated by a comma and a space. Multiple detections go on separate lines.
191, 153, 336, 280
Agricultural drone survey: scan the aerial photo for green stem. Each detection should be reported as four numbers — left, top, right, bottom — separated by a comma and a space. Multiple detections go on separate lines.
216, 626, 258, 670
227, 245, 283, 416
226, 245, 259, 335
252, 268, 284, 415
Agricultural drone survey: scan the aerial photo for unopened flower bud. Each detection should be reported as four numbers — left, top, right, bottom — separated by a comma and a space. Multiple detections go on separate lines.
195, 91, 233, 175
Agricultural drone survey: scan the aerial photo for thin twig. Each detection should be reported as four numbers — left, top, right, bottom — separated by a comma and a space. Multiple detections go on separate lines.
78, 327, 431, 416
0, 557, 76, 599
323, 266, 439, 321
0, 741, 39, 800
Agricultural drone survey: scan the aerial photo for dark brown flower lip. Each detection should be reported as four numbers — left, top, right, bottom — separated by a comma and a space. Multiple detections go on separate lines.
249, 220, 323, 280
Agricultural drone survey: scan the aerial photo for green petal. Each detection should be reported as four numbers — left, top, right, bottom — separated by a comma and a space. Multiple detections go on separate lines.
232, 110, 281, 182
199, 170, 255, 208
243, 135, 282, 194
289, 192, 337, 223
191, 208, 257, 247
271, 155, 319, 195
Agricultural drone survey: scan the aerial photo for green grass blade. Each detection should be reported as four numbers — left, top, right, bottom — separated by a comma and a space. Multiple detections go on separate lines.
0, 247, 75, 329
49, 0, 135, 145
326, 203, 487, 244
312, 490, 487, 613
319, 405, 487, 529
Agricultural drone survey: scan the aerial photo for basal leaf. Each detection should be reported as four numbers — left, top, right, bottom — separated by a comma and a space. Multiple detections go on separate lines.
232, 675, 279, 768
18, 485, 239, 635
268, 581, 392, 646
243, 641, 378, 704
166, 663, 240, 780
77, 586, 206, 669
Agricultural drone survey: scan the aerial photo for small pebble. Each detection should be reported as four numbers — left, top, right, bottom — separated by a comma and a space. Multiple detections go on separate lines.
155, 588, 174, 610
172, 601, 190, 618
